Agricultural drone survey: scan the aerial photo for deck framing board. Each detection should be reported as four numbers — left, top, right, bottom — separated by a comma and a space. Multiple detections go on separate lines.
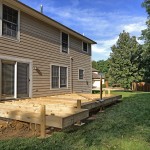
0, 94, 122, 129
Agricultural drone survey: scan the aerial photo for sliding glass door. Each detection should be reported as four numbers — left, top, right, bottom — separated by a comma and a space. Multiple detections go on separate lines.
2, 61, 15, 99
1, 60, 29, 99
17, 63, 29, 98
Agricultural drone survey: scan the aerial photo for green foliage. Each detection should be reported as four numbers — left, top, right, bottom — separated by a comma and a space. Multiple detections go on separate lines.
109, 31, 144, 89
92, 60, 110, 80
142, 0, 150, 15
0, 92, 150, 150
140, 0, 150, 82
92, 60, 97, 70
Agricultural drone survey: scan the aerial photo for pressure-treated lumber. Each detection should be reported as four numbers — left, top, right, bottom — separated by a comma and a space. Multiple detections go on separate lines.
76, 99, 82, 126
77, 100, 81, 109
0, 94, 122, 129
100, 75, 103, 100
40, 105, 46, 138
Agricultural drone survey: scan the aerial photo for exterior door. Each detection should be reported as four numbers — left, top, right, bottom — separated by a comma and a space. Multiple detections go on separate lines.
1, 61, 15, 99
17, 63, 29, 98
1, 61, 29, 99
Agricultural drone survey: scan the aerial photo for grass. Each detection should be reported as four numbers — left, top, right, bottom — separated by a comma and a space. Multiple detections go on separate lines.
0, 92, 150, 150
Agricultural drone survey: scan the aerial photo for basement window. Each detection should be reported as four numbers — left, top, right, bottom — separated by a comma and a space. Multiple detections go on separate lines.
61, 32, 69, 53
2, 4, 18, 39
51, 65, 67, 88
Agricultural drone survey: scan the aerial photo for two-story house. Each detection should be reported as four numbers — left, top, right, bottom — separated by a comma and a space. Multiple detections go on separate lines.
0, 0, 96, 100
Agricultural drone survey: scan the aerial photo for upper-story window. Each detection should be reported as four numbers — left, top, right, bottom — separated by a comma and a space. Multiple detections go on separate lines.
61, 32, 69, 53
79, 69, 84, 80
82, 42, 88, 53
2, 5, 18, 39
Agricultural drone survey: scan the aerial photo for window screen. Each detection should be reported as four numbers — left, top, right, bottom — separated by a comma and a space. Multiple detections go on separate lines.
60, 67, 67, 88
2, 5, 18, 38
2, 62, 15, 98
62, 32, 68, 53
52, 66, 59, 88
17, 63, 29, 98
83, 42, 88, 52
79, 69, 84, 80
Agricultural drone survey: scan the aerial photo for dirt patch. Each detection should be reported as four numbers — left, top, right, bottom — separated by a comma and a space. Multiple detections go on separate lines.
0, 118, 40, 140
0, 118, 62, 140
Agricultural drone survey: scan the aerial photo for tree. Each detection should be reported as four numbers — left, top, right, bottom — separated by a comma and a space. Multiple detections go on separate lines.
92, 60, 97, 70
140, 0, 150, 82
92, 59, 110, 80
109, 31, 144, 89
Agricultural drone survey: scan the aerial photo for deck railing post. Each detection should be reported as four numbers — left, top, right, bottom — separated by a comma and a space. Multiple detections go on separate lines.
40, 105, 46, 138
100, 75, 103, 100
103, 90, 106, 97
108, 89, 110, 95
77, 99, 81, 109
75, 99, 83, 126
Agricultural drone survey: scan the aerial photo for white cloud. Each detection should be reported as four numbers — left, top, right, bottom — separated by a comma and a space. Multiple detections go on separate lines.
20, 0, 147, 60
92, 37, 120, 61
122, 23, 146, 33
92, 45, 106, 53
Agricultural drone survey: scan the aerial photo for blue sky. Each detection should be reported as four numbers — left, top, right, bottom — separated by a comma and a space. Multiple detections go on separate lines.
20, 0, 147, 61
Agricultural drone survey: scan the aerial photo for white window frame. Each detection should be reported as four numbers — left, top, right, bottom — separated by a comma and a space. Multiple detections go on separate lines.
78, 68, 85, 81
50, 64, 68, 89
82, 41, 88, 53
0, 1, 20, 41
0, 55, 33, 100
60, 31, 69, 54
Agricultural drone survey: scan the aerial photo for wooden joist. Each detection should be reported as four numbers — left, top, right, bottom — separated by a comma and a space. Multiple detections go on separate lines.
0, 94, 122, 135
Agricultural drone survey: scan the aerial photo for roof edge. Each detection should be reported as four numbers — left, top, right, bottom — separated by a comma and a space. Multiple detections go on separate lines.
7, 0, 97, 44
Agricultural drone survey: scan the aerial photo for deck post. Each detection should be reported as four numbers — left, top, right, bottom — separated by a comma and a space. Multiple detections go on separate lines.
103, 90, 106, 97
40, 105, 46, 138
75, 99, 84, 126
100, 75, 104, 102
77, 99, 81, 109
108, 89, 111, 95
100, 75, 102, 100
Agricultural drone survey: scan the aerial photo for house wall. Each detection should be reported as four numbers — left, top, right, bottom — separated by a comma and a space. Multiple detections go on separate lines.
0, 9, 92, 98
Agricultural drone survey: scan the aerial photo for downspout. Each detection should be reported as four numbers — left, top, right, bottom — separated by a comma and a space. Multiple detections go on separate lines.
70, 57, 73, 93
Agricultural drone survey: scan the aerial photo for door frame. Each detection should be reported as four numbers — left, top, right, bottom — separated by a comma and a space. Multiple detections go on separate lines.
0, 55, 33, 100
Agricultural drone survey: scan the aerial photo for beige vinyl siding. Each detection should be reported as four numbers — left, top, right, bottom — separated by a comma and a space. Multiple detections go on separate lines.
0, 11, 92, 98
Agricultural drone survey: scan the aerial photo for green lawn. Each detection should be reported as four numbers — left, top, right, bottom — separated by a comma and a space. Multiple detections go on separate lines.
0, 92, 150, 150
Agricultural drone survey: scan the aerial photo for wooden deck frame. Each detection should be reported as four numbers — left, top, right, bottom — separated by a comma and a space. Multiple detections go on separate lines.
0, 93, 122, 137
